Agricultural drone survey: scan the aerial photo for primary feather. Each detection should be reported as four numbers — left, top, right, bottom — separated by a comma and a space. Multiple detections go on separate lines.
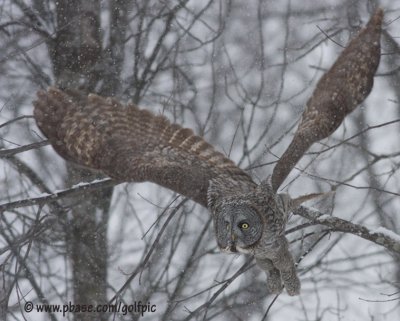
271, 9, 383, 191
34, 87, 254, 206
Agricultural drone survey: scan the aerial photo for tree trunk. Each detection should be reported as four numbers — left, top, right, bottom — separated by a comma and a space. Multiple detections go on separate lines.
48, 2, 111, 320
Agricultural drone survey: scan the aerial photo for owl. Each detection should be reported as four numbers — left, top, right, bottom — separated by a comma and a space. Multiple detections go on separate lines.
33, 9, 383, 296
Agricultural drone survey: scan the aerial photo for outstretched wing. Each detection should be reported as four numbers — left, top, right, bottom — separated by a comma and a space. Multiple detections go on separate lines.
34, 88, 254, 207
271, 8, 383, 191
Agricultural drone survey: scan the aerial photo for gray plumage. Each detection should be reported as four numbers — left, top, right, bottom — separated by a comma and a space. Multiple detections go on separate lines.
33, 9, 383, 296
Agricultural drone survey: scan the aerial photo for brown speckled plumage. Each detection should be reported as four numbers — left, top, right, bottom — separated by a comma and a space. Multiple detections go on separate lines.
33, 9, 383, 297
34, 88, 254, 206
271, 9, 383, 191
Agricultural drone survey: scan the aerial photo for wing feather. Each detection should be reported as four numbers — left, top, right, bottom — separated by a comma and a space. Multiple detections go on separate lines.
271, 8, 383, 191
34, 87, 254, 206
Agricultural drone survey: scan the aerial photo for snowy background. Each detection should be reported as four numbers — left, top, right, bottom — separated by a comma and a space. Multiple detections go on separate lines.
0, 0, 399, 320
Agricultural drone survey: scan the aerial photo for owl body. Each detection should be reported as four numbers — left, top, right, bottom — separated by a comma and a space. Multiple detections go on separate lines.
208, 178, 300, 295
33, 9, 382, 297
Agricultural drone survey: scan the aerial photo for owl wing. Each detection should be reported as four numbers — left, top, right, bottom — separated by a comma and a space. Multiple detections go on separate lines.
271, 8, 383, 191
33, 88, 254, 207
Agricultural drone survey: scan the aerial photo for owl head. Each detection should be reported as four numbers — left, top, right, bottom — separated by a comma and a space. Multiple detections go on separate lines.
207, 178, 289, 255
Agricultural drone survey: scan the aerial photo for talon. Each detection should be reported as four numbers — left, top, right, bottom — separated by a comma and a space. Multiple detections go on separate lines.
283, 276, 301, 296
266, 275, 283, 294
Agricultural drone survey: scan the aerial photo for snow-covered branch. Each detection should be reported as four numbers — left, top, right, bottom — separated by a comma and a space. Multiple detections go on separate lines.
0, 178, 116, 212
295, 206, 400, 255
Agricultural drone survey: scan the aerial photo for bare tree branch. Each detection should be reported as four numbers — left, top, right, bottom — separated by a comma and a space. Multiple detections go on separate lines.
295, 206, 400, 255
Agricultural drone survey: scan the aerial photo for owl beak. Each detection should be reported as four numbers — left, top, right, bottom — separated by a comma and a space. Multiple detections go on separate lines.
227, 241, 237, 252
228, 235, 237, 252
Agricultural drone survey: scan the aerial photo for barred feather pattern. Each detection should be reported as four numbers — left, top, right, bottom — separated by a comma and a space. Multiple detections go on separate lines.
34, 87, 254, 206
271, 8, 383, 191
34, 88, 300, 295
33, 10, 383, 296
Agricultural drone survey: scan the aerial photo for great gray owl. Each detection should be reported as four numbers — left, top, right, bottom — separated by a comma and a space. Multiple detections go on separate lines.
33, 9, 383, 296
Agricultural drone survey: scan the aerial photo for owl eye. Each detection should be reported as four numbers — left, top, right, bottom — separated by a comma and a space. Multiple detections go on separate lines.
238, 222, 249, 230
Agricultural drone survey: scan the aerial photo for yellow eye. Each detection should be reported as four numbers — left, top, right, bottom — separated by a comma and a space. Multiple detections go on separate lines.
239, 222, 249, 230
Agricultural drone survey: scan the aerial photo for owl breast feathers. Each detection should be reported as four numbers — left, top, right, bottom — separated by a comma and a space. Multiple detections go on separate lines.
33, 9, 383, 296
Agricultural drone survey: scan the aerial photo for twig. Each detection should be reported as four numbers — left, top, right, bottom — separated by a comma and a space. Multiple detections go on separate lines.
0, 178, 116, 212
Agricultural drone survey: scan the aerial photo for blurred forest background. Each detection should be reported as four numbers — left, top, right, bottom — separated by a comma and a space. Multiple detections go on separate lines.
0, 0, 399, 320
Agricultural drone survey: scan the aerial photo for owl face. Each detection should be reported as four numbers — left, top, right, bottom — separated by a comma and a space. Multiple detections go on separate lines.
214, 202, 263, 254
